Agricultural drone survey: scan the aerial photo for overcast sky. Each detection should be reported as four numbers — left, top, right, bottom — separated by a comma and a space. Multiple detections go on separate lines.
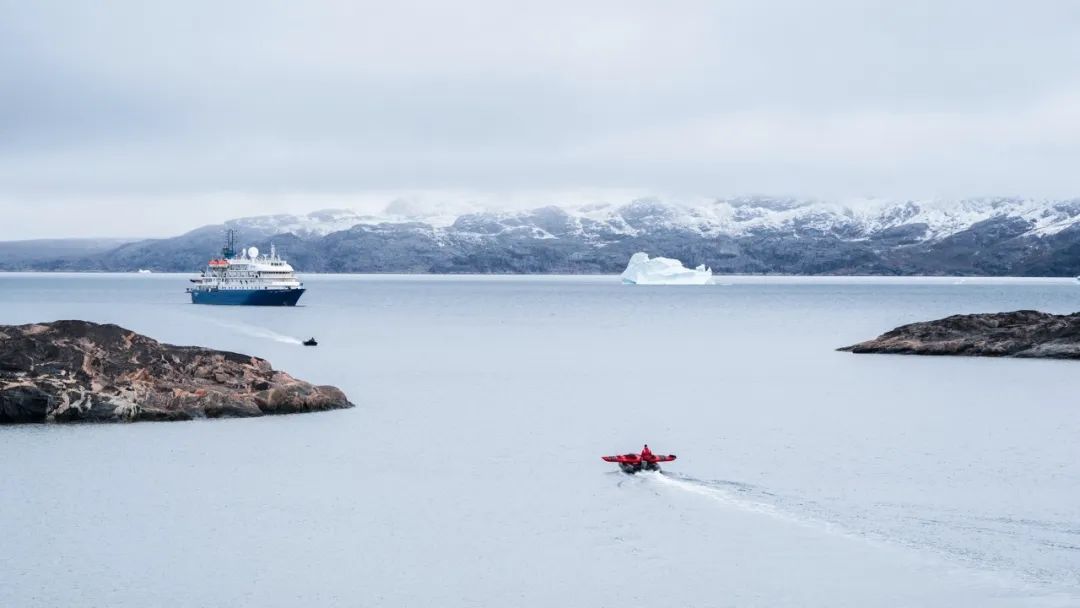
3, 1, 1080, 239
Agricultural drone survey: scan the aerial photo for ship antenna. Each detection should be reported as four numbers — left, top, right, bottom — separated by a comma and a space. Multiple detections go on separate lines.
222, 229, 237, 258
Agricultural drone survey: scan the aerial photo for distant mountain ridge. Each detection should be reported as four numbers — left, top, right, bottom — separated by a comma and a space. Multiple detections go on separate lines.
0, 238, 139, 266
5, 197, 1080, 275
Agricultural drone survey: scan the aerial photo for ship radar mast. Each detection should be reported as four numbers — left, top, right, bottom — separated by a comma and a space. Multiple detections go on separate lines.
221, 229, 237, 259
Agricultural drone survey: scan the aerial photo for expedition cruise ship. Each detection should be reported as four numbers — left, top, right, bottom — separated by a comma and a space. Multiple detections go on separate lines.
187, 231, 305, 305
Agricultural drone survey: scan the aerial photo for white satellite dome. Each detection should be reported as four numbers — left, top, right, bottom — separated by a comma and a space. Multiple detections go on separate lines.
247, 246, 259, 258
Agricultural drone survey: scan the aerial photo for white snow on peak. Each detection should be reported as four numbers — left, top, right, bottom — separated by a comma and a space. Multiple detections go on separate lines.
557, 197, 1080, 242
218, 197, 1080, 243
225, 209, 370, 237
223, 201, 485, 237
621, 252, 713, 285
381, 199, 484, 228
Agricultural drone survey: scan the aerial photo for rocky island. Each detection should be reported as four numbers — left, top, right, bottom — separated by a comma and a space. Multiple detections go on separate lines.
0, 320, 353, 423
840, 310, 1080, 359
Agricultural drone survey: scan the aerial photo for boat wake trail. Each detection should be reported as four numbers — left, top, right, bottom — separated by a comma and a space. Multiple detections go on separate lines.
201, 318, 303, 345
644, 471, 809, 527
640, 471, 1080, 594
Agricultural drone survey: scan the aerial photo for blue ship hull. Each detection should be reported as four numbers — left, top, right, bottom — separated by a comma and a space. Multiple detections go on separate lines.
189, 288, 305, 306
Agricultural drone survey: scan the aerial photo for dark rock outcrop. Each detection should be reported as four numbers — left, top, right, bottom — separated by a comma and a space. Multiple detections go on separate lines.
839, 310, 1080, 359
0, 320, 353, 423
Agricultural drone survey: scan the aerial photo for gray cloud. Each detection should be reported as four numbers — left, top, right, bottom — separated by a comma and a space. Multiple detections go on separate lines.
2, 0, 1080, 238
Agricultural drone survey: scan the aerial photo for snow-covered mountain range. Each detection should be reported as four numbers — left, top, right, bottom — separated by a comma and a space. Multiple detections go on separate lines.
9, 197, 1080, 275
224, 196, 1080, 242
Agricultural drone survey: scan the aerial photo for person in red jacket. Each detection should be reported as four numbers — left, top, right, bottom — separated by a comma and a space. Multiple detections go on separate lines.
640, 444, 654, 460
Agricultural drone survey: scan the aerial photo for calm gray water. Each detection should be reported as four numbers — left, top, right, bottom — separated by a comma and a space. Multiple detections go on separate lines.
1, 274, 1078, 607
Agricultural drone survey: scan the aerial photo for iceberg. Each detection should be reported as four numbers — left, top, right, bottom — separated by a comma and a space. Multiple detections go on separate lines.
620, 252, 712, 285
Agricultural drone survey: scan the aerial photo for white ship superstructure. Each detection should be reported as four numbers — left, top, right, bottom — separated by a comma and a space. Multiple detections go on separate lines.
187, 232, 305, 305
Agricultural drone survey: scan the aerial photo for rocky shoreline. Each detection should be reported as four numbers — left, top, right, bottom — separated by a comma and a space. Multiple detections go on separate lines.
840, 310, 1080, 359
0, 320, 353, 423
